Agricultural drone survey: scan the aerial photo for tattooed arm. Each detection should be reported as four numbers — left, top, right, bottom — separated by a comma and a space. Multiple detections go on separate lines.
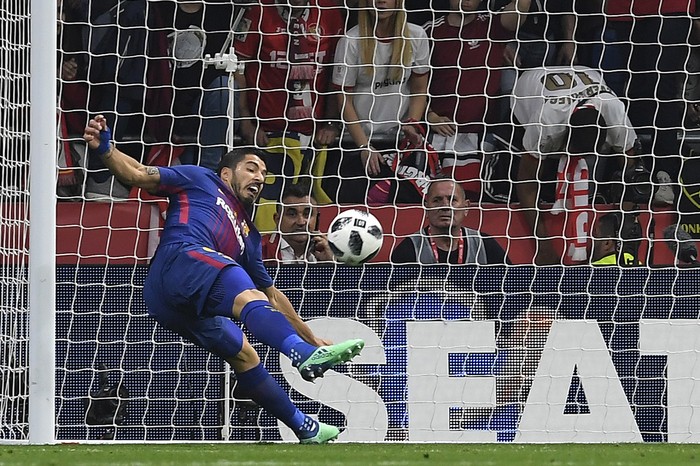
83, 115, 161, 193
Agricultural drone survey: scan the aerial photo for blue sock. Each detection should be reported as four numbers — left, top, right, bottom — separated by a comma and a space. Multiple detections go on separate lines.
236, 363, 319, 439
240, 300, 317, 366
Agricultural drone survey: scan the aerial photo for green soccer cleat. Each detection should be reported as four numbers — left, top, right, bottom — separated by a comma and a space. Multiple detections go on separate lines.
298, 338, 365, 382
299, 422, 340, 444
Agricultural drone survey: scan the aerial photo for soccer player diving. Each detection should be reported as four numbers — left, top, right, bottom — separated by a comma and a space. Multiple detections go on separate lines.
83, 115, 364, 444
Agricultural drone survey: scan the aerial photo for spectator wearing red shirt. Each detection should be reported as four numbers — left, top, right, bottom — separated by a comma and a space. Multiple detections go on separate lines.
234, 0, 344, 148
423, 0, 525, 199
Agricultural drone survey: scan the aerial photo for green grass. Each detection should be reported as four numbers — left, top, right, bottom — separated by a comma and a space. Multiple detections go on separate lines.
1, 444, 700, 466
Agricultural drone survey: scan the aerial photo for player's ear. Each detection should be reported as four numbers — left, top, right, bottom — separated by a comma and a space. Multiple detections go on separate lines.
220, 166, 233, 184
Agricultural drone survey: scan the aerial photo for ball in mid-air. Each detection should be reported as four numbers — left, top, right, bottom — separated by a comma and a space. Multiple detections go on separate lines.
327, 209, 383, 265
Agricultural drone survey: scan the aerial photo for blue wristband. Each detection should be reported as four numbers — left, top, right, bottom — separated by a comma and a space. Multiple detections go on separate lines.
88, 126, 113, 157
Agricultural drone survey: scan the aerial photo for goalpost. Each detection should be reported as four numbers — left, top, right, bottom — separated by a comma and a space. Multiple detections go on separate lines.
3, 0, 700, 444
28, 0, 57, 445
0, 0, 56, 444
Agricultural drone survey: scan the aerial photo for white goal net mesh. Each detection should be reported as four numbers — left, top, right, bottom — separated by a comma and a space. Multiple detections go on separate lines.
0, 0, 30, 441
1, 0, 700, 442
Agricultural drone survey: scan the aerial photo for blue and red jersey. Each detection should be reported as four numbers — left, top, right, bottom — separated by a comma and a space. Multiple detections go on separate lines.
152, 165, 273, 292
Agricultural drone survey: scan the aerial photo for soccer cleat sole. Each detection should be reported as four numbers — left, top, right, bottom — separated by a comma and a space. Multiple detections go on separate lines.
298, 339, 364, 383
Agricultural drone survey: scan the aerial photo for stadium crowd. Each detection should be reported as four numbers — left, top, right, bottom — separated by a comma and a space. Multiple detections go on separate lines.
57, 0, 700, 266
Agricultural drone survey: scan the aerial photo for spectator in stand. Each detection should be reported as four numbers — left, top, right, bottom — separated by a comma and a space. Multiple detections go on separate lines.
598, 0, 697, 204
512, 66, 639, 265
262, 182, 334, 264
590, 213, 638, 266
235, 0, 342, 148
571, 0, 604, 70
234, 0, 344, 230
424, 0, 526, 200
155, 0, 236, 171
391, 179, 510, 264
343, 0, 452, 30
331, 0, 430, 203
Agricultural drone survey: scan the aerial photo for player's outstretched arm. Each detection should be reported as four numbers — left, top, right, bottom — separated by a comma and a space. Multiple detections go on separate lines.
263, 286, 331, 347
83, 115, 161, 193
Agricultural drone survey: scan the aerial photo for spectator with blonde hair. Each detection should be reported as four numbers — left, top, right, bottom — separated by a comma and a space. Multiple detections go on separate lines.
329, 0, 430, 203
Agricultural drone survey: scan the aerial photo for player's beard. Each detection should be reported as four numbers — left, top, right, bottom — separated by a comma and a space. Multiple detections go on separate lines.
230, 180, 258, 207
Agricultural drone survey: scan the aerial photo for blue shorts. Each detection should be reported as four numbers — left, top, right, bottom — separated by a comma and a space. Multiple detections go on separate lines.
144, 243, 257, 359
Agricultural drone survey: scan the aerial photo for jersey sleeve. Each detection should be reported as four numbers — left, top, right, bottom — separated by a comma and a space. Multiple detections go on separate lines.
332, 32, 359, 88
521, 125, 544, 154
411, 26, 431, 75
602, 99, 638, 153
154, 165, 206, 196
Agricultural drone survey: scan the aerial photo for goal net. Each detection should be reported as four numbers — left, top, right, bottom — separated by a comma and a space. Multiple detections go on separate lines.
3, 0, 700, 443
0, 0, 31, 441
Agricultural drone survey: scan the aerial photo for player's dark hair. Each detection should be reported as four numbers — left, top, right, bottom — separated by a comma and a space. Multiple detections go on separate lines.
216, 147, 268, 175
568, 106, 607, 155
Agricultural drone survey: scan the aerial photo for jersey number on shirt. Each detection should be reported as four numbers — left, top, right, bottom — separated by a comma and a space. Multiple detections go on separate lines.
543, 71, 599, 92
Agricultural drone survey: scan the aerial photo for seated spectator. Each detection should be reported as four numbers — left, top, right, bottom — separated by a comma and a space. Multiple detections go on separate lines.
590, 213, 638, 266
234, 0, 344, 230
155, 0, 236, 171
331, 0, 430, 203
262, 183, 334, 264
571, 0, 605, 71
424, 0, 524, 199
391, 179, 510, 264
511, 66, 641, 265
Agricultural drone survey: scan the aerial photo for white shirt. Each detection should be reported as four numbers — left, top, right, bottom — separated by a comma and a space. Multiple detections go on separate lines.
332, 23, 430, 138
277, 235, 318, 264
511, 66, 637, 158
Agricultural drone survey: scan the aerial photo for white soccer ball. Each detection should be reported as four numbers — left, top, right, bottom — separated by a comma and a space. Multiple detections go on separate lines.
327, 209, 383, 266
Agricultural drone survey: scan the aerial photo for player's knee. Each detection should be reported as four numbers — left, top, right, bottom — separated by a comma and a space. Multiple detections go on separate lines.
227, 339, 260, 373
232, 289, 268, 319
